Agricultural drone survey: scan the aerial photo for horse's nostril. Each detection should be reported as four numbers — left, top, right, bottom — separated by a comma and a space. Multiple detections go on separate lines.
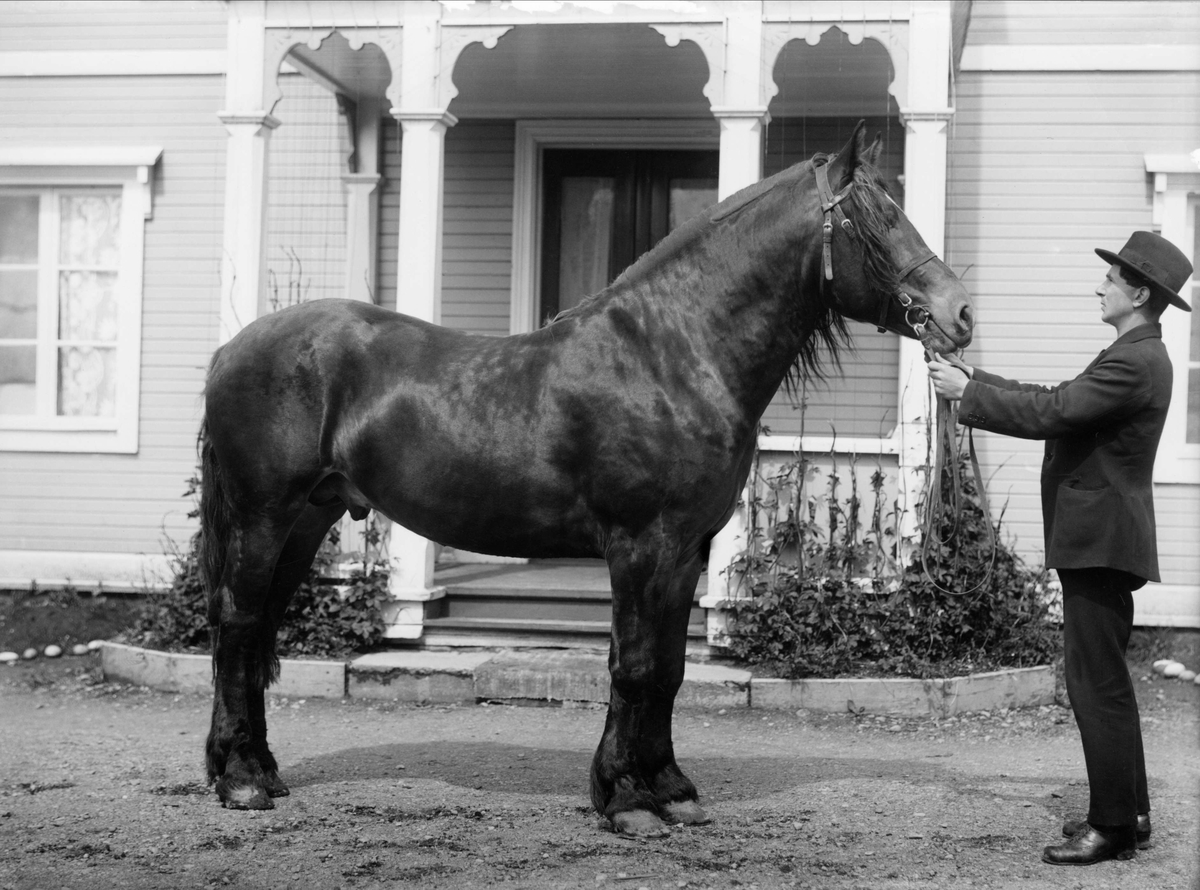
959, 303, 975, 329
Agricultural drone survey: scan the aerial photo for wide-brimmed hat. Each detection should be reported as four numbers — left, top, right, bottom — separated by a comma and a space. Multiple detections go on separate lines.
1096, 231, 1193, 312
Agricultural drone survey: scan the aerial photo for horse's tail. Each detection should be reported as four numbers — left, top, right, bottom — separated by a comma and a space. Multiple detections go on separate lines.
197, 416, 231, 605
197, 369, 281, 692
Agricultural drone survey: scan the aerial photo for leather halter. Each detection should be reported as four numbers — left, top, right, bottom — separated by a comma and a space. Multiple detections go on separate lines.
812, 154, 937, 335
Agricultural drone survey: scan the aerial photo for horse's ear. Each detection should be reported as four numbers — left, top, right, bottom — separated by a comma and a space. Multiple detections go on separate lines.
828, 119, 870, 188
865, 132, 883, 167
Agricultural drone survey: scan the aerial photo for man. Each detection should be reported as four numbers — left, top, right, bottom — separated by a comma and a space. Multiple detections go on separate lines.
927, 231, 1193, 866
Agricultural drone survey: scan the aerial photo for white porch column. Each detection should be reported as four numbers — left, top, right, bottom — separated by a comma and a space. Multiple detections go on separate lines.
713, 111, 770, 200
895, 0, 955, 545
393, 110, 456, 322
341, 175, 381, 302
342, 97, 383, 304
380, 3, 454, 638
701, 6, 769, 644
218, 1, 276, 343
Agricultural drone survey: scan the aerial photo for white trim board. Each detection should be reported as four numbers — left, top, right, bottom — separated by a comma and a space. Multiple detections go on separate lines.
0, 50, 226, 77
0, 551, 175, 593
960, 45, 1200, 72
1134, 584, 1200, 629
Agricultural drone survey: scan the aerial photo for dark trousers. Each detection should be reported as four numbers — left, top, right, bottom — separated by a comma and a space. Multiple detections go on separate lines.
1059, 567, 1150, 827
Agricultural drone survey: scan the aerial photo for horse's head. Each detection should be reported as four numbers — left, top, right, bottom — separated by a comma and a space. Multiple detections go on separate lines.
820, 122, 974, 354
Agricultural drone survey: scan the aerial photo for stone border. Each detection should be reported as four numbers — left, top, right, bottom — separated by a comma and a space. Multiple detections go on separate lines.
100, 643, 1055, 716
751, 666, 1056, 718
100, 642, 346, 699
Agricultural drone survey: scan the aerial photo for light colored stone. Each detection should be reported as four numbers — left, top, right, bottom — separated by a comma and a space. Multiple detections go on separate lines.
101, 642, 211, 693
677, 661, 752, 709
101, 642, 347, 698
0, 651, 17, 664
1177, 669, 1196, 682
275, 658, 346, 698
943, 667, 1056, 714
43, 644, 62, 658
350, 650, 492, 703
21, 647, 37, 660
750, 666, 1056, 717
70, 643, 90, 656
752, 676, 943, 716
1151, 658, 1172, 672
87, 639, 105, 651
473, 651, 608, 704
1163, 662, 1186, 678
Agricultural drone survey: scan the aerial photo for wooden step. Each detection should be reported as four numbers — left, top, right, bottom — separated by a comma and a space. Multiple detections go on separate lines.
420, 616, 709, 652
435, 562, 704, 611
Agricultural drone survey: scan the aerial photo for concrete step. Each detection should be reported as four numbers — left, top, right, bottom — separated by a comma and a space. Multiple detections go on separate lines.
348, 649, 751, 708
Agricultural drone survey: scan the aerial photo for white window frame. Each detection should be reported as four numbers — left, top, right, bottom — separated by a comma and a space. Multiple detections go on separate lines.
1146, 153, 1200, 485
0, 146, 160, 454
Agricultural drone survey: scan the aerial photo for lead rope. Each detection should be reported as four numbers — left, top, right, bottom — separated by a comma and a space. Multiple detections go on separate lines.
918, 353, 997, 597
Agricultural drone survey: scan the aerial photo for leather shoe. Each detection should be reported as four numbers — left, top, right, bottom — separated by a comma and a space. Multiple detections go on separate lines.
1043, 824, 1137, 866
1062, 813, 1150, 849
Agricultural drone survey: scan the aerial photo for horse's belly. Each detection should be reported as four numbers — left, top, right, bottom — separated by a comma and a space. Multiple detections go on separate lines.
350, 451, 602, 559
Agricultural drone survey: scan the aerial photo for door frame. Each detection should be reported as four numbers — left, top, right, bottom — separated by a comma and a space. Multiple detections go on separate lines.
509, 119, 719, 335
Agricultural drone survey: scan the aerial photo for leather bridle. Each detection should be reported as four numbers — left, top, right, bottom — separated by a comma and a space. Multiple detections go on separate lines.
813, 154, 937, 338
813, 154, 995, 597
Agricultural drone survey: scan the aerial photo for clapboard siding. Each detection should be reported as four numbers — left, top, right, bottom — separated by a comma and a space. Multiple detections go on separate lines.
1155, 485, 1200, 587
377, 120, 515, 334
0, 74, 225, 553
377, 119, 401, 314
966, 0, 1199, 45
947, 52, 1200, 577
0, 0, 227, 52
760, 116, 906, 438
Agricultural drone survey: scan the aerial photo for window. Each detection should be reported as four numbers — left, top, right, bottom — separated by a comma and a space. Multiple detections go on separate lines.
0, 147, 158, 453
1146, 153, 1200, 483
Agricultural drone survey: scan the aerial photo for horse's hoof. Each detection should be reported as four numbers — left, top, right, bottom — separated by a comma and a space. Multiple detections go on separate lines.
263, 771, 290, 798
218, 782, 274, 810
663, 800, 710, 825
611, 809, 670, 838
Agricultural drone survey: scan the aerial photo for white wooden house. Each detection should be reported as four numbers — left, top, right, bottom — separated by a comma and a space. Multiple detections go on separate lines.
0, 0, 1196, 642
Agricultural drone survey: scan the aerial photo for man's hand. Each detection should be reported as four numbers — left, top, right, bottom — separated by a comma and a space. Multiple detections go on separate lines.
927, 354, 971, 401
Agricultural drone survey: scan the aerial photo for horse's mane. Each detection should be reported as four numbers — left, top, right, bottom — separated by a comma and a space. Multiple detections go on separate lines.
549, 150, 902, 391
784, 151, 902, 391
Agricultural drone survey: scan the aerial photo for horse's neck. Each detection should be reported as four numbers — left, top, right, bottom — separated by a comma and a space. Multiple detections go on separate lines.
624, 212, 817, 423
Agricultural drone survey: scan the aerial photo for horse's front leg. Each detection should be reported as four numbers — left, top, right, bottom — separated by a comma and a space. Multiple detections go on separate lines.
591, 541, 707, 837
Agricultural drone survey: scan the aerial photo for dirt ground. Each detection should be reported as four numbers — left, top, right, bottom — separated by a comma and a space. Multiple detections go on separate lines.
2, 644, 1198, 890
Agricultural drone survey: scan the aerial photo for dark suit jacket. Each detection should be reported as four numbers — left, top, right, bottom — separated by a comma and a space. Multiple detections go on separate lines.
958, 323, 1172, 582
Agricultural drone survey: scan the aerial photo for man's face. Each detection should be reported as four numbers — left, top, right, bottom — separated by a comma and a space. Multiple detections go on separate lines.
1095, 263, 1142, 327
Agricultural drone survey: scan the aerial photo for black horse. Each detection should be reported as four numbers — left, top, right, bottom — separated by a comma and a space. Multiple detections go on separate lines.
198, 123, 973, 836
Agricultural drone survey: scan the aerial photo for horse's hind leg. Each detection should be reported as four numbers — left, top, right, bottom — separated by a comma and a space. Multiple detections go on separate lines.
247, 503, 347, 799
206, 516, 296, 810
590, 540, 706, 837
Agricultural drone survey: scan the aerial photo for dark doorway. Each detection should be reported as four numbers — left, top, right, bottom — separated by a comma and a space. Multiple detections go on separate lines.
539, 148, 719, 322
